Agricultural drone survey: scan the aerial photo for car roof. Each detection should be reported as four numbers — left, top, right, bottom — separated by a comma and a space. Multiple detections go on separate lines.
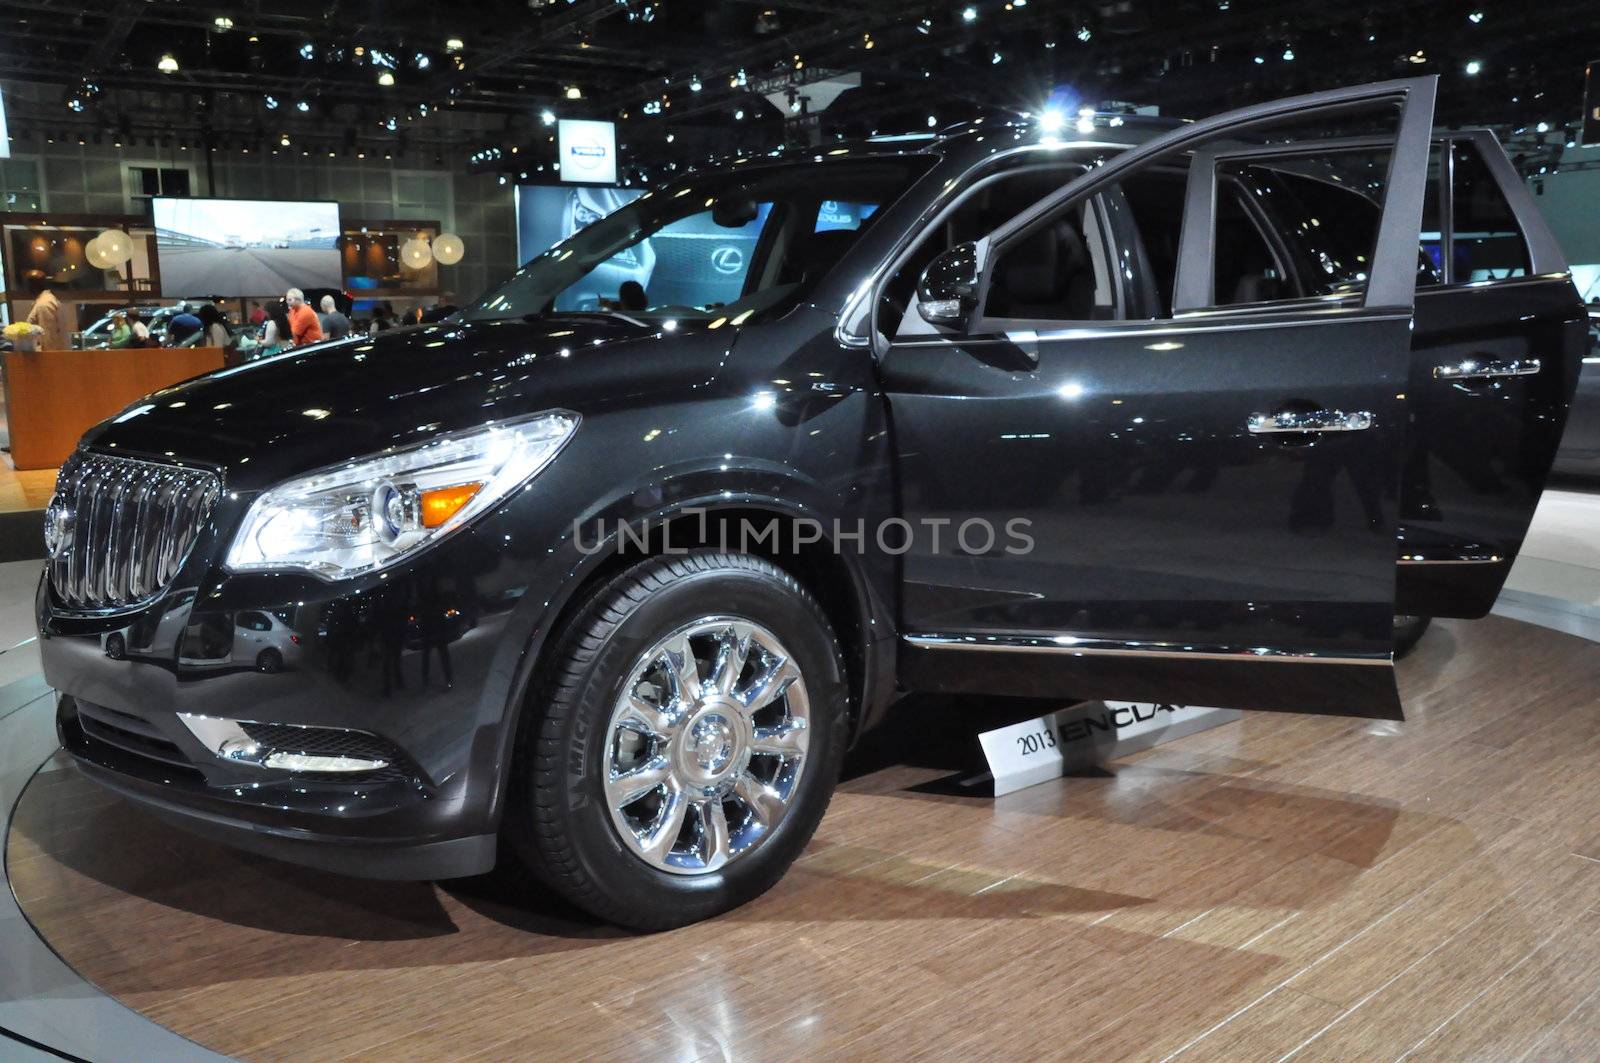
674, 113, 1184, 183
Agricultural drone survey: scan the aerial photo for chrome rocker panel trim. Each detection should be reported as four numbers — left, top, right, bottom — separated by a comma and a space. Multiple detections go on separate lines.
902, 633, 1392, 666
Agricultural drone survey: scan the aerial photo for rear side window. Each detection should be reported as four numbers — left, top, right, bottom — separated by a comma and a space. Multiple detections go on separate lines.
1216, 150, 1390, 303
1450, 141, 1530, 281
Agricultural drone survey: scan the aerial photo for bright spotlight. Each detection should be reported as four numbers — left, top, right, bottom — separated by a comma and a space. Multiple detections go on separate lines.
1039, 109, 1064, 133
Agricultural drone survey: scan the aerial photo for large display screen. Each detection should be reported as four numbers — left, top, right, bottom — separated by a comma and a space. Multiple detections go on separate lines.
516, 184, 642, 264
152, 197, 341, 296
557, 119, 618, 184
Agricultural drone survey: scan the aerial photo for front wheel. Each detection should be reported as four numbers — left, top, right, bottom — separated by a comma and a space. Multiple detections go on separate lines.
507, 552, 849, 930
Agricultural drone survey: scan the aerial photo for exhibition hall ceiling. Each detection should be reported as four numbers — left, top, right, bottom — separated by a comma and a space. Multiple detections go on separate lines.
0, 1, 1591, 175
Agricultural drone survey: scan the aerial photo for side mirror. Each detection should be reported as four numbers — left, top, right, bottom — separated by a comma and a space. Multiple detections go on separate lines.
916, 242, 980, 328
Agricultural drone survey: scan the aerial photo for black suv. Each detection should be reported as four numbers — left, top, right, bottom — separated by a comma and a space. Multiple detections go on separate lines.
39, 79, 1585, 929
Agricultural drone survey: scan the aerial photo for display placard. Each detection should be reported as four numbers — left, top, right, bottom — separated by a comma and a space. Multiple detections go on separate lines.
978, 701, 1242, 797
557, 119, 618, 184
0, 86, 10, 159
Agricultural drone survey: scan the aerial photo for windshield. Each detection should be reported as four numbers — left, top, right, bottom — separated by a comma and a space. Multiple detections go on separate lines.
465, 157, 933, 324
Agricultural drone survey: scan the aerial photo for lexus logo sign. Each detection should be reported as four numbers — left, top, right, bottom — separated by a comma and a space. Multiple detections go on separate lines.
711, 246, 745, 275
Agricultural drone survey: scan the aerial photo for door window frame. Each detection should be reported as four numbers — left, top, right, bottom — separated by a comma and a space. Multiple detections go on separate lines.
1429, 129, 1566, 286
865, 156, 1096, 345
957, 78, 1437, 337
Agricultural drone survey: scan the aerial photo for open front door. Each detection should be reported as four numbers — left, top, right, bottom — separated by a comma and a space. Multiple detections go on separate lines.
880, 78, 1439, 718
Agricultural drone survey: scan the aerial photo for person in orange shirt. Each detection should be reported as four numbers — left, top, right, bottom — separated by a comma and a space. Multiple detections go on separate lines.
285, 288, 324, 347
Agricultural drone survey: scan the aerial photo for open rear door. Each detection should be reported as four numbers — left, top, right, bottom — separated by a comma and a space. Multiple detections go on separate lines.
1397, 130, 1588, 618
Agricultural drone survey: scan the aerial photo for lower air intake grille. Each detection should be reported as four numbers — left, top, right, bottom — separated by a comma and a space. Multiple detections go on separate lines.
238, 723, 415, 781
47, 451, 220, 613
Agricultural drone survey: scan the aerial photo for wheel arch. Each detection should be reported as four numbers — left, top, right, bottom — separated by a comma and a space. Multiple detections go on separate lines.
486, 490, 899, 832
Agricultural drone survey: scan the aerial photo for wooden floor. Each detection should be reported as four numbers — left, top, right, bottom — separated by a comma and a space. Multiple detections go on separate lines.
8, 614, 1600, 1061
0, 462, 56, 513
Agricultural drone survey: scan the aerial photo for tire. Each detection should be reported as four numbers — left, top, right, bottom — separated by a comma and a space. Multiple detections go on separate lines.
104, 633, 126, 660
506, 551, 850, 931
255, 647, 284, 674
1394, 614, 1432, 659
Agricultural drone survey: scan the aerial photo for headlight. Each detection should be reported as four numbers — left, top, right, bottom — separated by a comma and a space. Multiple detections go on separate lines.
225, 410, 578, 579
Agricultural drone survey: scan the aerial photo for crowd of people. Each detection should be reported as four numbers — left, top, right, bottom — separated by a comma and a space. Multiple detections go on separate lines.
87, 290, 461, 355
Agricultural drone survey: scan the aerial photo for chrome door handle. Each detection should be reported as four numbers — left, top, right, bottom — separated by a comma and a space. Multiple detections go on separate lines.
1434, 357, 1541, 381
1247, 409, 1374, 434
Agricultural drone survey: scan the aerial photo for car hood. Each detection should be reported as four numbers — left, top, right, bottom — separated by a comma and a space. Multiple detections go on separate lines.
81, 315, 738, 491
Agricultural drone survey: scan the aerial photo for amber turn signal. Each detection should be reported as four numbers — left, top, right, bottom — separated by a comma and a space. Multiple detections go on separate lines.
419, 482, 484, 528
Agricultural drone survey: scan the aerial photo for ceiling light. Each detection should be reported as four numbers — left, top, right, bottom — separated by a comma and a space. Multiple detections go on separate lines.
279, 133, 291, 146
377, 70, 395, 86
1076, 25, 1092, 42
157, 53, 179, 74
689, 76, 702, 92
264, 94, 280, 109
213, 16, 233, 31
299, 42, 315, 60
540, 108, 556, 125
1537, 121, 1551, 133
1467, 10, 1484, 23
734, 108, 745, 120
565, 85, 582, 100
413, 52, 430, 70
1253, 55, 1265, 64
445, 37, 464, 52
296, 99, 310, 112
1281, 46, 1295, 61
961, 6, 978, 22
1038, 109, 1064, 133
1465, 60, 1482, 75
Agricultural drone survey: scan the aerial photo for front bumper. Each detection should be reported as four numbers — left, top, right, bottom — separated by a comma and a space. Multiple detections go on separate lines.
36, 501, 567, 881
60, 697, 496, 878
56, 693, 496, 879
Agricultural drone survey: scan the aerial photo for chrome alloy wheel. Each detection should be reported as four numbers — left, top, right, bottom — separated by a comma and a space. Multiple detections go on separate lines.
603, 616, 810, 875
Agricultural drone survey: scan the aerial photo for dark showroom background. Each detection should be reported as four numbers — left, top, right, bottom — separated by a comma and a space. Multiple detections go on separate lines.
2, 2, 1600, 1061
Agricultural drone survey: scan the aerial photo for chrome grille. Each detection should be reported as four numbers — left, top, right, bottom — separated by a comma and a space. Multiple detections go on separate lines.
47, 451, 220, 612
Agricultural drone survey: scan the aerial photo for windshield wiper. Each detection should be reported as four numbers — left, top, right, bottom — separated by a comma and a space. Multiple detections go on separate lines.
522, 309, 651, 328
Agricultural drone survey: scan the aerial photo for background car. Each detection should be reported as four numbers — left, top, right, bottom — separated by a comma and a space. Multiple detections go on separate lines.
176, 609, 302, 673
